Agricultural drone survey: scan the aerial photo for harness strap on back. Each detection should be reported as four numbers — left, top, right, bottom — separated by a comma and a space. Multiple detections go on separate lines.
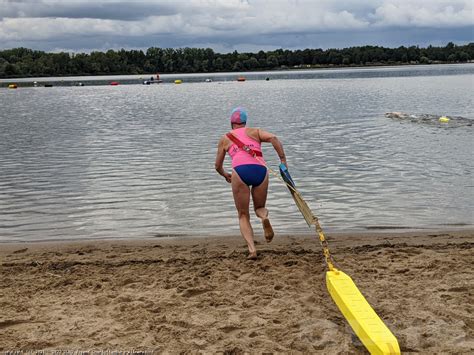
226, 132, 263, 157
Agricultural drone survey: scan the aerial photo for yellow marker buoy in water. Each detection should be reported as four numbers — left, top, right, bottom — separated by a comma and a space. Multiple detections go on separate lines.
174, 79, 182, 84
439, 116, 450, 123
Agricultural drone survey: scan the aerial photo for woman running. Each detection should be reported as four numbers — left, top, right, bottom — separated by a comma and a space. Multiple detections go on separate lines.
215, 107, 287, 259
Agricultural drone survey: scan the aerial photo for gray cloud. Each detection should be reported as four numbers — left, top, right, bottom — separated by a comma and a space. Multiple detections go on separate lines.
0, 0, 178, 21
60, 4, 175, 21
0, 0, 472, 52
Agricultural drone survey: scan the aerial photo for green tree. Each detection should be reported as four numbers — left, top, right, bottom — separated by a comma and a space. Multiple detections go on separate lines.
457, 51, 470, 62
266, 55, 279, 68
214, 57, 223, 71
4, 63, 17, 76
1, 42, 473, 78
232, 61, 243, 71
420, 56, 430, 64
243, 57, 259, 70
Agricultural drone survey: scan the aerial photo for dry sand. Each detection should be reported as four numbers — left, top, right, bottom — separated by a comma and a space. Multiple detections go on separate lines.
1, 230, 473, 354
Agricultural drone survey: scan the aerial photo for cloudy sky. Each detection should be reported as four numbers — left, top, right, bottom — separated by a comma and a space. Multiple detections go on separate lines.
0, 0, 472, 53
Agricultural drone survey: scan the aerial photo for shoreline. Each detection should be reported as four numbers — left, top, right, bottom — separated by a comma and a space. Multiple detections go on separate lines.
1, 229, 473, 352
1, 62, 472, 86
1, 62, 472, 82
1, 225, 472, 246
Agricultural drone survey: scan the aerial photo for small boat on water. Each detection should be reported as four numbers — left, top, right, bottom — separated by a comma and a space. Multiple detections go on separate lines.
8, 84, 17, 89
237, 77, 246, 82
146, 75, 163, 84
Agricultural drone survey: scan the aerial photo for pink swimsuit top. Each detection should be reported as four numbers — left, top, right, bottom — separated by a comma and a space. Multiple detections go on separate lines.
227, 127, 266, 168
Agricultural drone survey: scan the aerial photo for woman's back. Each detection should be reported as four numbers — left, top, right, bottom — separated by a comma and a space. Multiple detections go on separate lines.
227, 127, 265, 168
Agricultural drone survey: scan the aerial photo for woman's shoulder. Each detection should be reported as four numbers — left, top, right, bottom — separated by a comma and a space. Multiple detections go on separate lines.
245, 127, 261, 140
245, 126, 260, 132
219, 133, 232, 150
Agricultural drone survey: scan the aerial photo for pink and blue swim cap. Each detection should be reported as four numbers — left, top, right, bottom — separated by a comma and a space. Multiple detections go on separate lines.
230, 107, 247, 124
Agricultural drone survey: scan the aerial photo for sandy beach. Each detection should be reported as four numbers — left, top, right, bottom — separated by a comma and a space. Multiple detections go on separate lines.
1, 230, 473, 353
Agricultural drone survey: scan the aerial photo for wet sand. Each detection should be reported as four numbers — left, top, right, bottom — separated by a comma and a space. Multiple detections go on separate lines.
1, 230, 473, 353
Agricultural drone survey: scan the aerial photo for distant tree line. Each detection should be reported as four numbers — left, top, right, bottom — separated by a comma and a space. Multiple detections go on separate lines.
0, 42, 472, 78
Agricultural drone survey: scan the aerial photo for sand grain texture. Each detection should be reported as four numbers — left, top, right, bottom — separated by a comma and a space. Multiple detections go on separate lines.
1, 231, 473, 353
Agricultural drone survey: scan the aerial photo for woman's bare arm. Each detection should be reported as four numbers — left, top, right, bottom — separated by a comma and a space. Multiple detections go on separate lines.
215, 136, 232, 183
257, 129, 287, 167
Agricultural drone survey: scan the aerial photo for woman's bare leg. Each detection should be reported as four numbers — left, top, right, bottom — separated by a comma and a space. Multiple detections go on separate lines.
231, 172, 257, 258
251, 172, 274, 242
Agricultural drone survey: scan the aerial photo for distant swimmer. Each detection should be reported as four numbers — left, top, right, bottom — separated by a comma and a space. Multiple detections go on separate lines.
385, 112, 472, 127
385, 112, 411, 119
215, 107, 287, 260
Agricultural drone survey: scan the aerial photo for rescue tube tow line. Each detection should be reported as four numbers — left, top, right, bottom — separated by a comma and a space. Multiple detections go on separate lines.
278, 163, 401, 355
225, 131, 401, 354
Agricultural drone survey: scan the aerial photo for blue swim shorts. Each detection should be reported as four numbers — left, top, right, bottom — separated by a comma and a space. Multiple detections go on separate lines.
234, 164, 267, 187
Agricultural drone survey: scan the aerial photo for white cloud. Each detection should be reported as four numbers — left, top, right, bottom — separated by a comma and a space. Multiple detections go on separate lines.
372, 0, 473, 27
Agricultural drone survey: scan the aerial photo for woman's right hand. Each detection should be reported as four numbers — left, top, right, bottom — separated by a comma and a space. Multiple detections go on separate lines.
224, 172, 232, 183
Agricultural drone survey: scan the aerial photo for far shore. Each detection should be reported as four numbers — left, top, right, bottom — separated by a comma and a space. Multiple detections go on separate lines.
1, 62, 472, 85
1, 229, 473, 352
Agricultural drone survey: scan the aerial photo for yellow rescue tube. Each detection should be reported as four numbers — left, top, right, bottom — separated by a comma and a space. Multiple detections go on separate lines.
8, 84, 17, 89
326, 270, 400, 354
439, 116, 450, 123
174, 79, 182, 84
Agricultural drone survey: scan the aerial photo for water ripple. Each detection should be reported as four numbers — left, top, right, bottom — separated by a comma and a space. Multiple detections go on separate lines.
1, 68, 473, 241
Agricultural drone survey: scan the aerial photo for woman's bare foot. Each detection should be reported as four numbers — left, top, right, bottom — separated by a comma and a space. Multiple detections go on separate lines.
262, 218, 274, 243
247, 251, 258, 260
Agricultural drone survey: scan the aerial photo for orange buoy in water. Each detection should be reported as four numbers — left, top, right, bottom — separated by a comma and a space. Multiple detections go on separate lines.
110, 81, 119, 86
237, 77, 246, 82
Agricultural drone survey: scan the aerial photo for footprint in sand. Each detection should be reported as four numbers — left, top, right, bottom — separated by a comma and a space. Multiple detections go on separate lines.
0, 319, 32, 329
219, 325, 241, 333
180, 288, 210, 297
448, 286, 468, 292
284, 260, 298, 267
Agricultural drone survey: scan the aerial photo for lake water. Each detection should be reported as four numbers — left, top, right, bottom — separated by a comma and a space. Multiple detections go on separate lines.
1, 65, 473, 242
